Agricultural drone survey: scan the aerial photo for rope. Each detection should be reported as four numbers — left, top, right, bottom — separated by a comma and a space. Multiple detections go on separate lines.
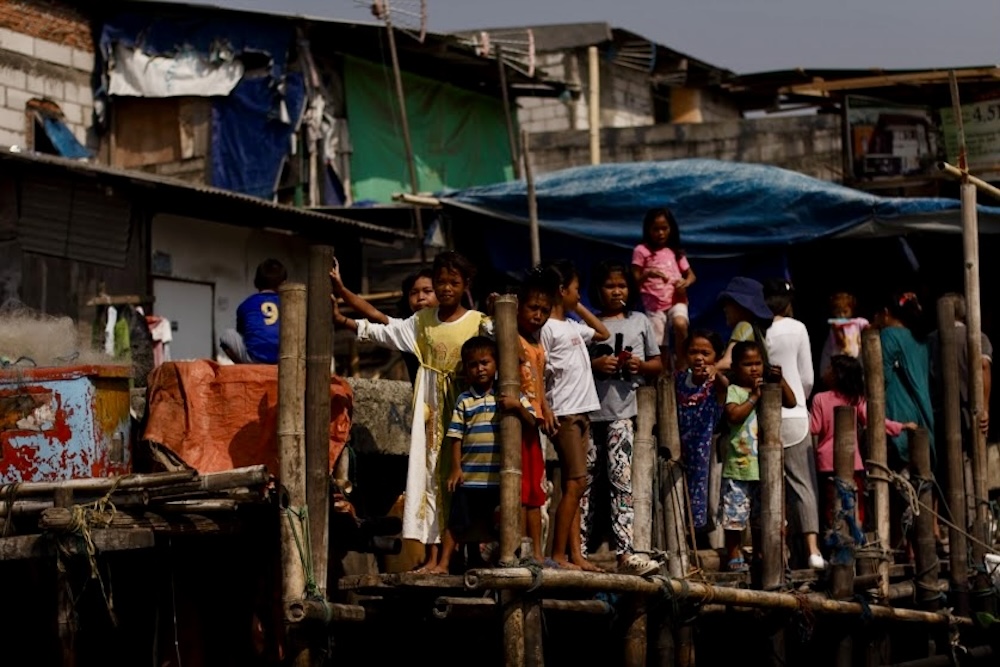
852, 593, 874, 623
0, 481, 19, 538
54, 476, 127, 625
823, 476, 866, 567
790, 589, 816, 642
281, 504, 322, 600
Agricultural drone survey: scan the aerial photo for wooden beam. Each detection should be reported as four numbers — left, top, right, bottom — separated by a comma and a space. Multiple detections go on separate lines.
0, 529, 155, 561
780, 67, 1000, 94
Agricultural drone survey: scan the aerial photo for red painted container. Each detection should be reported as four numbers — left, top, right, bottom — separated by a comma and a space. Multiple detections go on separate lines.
0, 365, 132, 483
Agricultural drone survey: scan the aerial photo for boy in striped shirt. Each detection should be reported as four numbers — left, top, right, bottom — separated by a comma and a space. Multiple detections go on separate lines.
426, 336, 536, 574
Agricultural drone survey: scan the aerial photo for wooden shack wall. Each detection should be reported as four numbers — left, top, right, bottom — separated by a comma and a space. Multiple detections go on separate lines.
0, 163, 150, 323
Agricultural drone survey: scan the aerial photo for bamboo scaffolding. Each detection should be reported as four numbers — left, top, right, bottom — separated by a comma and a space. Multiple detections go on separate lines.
0, 470, 196, 496
522, 129, 540, 267
495, 294, 522, 566
862, 329, 891, 601
285, 600, 366, 624
430, 596, 612, 619
936, 295, 970, 616
937, 162, 1000, 200
759, 384, 784, 591
463, 569, 973, 626
656, 374, 689, 577
911, 428, 941, 615
634, 387, 656, 556
306, 245, 333, 598
40, 508, 246, 534
831, 405, 857, 601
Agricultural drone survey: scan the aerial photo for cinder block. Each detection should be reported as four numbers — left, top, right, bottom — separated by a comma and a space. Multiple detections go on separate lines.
0, 126, 24, 148
43, 77, 64, 99
26, 73, 45, 94
33, 38, 72, 68
71, 48, 94, 72
0, 106, 25, 132
0, 66, 26, 89
0, 27, 33, 58
60, 100, 81, 124
6, 87, 33, 110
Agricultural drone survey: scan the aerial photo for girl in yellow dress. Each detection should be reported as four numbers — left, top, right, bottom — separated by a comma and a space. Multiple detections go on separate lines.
332, 252, 489, 570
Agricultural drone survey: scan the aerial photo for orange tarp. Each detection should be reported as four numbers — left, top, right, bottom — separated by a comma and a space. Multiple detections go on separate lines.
143, 361, 352, 475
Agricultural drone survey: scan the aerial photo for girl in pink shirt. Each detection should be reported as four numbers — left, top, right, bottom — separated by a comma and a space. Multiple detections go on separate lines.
631, 207, 696, 361
810, 355, 916, 528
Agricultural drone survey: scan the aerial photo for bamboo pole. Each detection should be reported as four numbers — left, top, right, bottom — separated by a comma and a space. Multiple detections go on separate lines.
960, 183, 993, 609
383, 16, 425, 260
634, 387, 657, 555
911, 428, 941, 615
937, 162, 1000, 201
521, 129, 540, 267
3, 470, 196, 496
657, 375, 688, 577
430, 596, 612, 618
464, 568, 973, 625
862, 328, 891, 601
494, 295, 522, 565
524, 600, 544, 667
54, 487, 75, 667
831, 405, 858, 600
759, 384, 785, 591
277, 282, 310, 666
497, 45, 521, 180
588, 46, 600, 165
306, 245, 333, 598
888, 645, 992, 667
936, 295, 970, 616
832, 406, 857, 667
502, 591, 526, 667
285, 600, 366, 624
623, 598, 647, 667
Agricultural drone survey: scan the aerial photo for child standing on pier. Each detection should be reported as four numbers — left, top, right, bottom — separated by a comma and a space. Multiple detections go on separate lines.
332, 252, 490, 571
675, 330, 728, 533
809, 354, 916, 531
515, 269, 559, 563
632, 207, 696, 360
426, 337, 536, 574
582, 260, 663, 576
722, 341, 796, 572
820, 291, 870, 379
539, 260, 610, 571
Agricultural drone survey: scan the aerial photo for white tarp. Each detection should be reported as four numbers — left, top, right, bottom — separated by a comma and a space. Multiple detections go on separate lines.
108, 43, 244, 98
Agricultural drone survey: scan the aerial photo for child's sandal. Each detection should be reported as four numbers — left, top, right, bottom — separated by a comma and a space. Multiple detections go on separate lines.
727, 557, 749, 573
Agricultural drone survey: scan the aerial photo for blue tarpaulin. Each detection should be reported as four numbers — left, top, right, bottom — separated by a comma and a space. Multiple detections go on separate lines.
211, 73, 305, 199
444, 159, 1000, 258
40, 117, 92, 159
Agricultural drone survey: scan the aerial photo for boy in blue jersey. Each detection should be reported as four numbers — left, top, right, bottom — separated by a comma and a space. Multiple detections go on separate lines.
220, 259, 287, 364
425, 336, 536, 574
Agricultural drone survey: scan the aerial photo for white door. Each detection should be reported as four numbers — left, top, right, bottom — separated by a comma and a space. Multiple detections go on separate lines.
153, 279, 214, 361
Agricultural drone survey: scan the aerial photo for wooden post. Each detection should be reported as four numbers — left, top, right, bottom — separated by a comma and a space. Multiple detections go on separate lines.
588, 45, 600, 165
495, 295, 522, 566
634, 386, 657, 555
759, 384, 785, 591
278, 283, 310, 665
305, 245, 333, 597
497, 45, 521, 179
830, 405, 858, 600
502, 591, 526, 667
623, 598, 648, 667
911, 428, 941, 615
656, 376, 688, 577
524, 599, 544, 667
54, 487, 76, 667
937, 295, 970, 616
862, 328, 891, 601
961, 183, 992, 603
521, 129, 541, 267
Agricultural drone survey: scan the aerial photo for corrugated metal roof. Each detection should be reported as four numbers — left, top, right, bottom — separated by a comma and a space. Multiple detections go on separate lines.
0, 151, 414, 244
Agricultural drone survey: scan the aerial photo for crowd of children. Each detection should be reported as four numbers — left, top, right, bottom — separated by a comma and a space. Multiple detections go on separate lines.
317, 205, 990, 578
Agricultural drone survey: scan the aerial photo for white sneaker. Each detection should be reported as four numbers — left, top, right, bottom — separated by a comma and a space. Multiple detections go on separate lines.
619, 554, 659, 577
808, 553, 828, 570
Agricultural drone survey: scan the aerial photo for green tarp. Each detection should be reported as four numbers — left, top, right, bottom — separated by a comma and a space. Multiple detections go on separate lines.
344, 56, 515, 203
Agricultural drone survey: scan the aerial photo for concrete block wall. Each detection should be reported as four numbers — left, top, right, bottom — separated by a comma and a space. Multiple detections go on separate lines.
0, 0, 94, 148
518, 48, 659, 134
525, 114, 845, 182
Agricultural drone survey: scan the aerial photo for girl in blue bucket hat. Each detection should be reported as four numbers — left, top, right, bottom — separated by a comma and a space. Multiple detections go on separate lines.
715, 277, 774, 372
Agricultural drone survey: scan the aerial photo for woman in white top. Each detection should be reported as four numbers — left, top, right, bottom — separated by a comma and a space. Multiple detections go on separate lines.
763, 279, 826, 570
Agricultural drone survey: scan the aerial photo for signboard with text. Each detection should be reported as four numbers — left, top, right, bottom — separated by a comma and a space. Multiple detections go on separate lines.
940, 98, 1000, 172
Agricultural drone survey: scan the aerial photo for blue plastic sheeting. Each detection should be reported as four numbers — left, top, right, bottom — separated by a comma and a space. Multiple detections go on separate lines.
211, 73, 306, 199
445, 159, 1000, 258
40, 117, 92, 159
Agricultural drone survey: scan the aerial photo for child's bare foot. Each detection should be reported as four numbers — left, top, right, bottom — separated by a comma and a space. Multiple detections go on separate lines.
423, 563, 450, 575
551, 556, 581, 571
571, 556, 604, 573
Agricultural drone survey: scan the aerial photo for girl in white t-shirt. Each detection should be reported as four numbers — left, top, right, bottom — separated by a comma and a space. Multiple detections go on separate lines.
539, 260, 610, 571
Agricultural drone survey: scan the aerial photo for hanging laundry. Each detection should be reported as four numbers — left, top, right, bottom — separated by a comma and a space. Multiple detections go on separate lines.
146, 315, 173, 368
